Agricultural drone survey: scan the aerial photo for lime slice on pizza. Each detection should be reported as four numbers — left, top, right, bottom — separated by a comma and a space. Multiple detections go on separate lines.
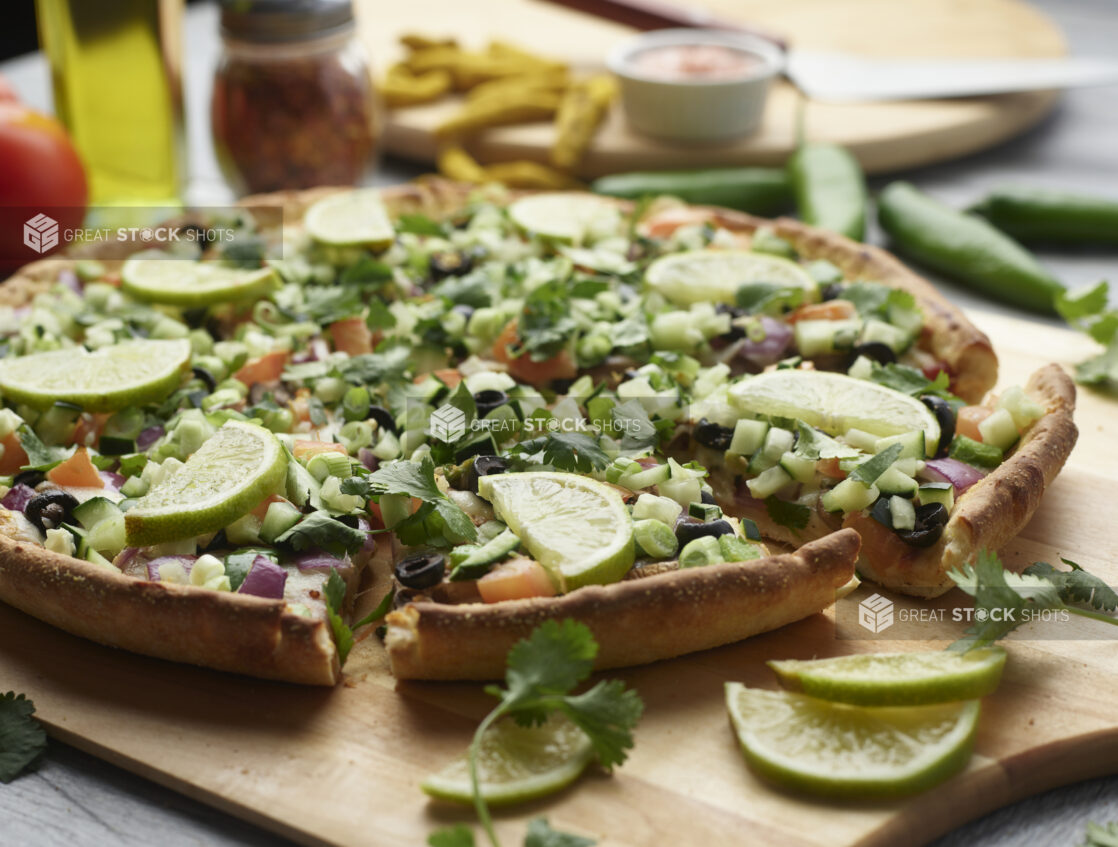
476, 471, 634, 590
121, 257, 279, 307
125, 420, 287, 547
0, 339, 191, 412
421, 714, 594, 806
768, 647, 1007, 707
645, 249, 819, 306
725, 683, 980, 798
729, 369, 940, 455
304, 188, 395, 250
508, 193, 622, 245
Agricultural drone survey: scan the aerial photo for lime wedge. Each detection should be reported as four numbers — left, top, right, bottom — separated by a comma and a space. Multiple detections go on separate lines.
769, 647, 1007, 707
476, 471, 634, 590
124, 420, 287, 547
725, 683, 979, 798
121, 257, 279, 307
729, 369, 940, 455
0, 339, 191, 412
645, 249, 819, 306
421, 714, 593, 806
304, 188, 395, 250
508, 193, 622, 245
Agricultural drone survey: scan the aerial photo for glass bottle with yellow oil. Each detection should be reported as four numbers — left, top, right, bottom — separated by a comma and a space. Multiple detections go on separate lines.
35, 0, 185, 207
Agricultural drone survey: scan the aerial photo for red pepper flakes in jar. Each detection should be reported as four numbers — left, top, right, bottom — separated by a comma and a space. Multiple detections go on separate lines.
212, 0, 380, 194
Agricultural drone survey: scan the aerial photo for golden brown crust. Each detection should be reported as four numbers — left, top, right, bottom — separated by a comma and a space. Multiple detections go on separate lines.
848, 363, 1077, 597
0, 534, 339, 684
384, 529, 860, 680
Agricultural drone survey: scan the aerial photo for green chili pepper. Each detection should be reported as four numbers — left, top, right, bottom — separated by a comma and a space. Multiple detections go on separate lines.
591, 167, 792, 216
878, 182, 1065, 315
969, 186, 1118, 246
787, 143, 867, 241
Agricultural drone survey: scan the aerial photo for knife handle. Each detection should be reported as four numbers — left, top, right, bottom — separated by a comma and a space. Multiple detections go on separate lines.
536, 0, 789, 50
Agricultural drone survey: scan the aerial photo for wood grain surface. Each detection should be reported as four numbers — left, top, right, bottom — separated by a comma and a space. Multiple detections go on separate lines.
0, 311, 1115, 847
359, 0, 1067, 176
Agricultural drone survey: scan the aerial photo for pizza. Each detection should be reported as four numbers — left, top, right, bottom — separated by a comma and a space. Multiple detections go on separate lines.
0, 181, 1076, 684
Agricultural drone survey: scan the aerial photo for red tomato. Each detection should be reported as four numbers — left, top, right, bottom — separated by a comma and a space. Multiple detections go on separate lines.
786, 301, 856, 323
47, 446, 103, 489
956, 405, 993, 442
293, 440, 347, 461
0, 76, 19, 104
0, 431, 29, 475
478, 558, 556, 603
329, 316, 373, 356
233, 350, 288, 385
491, 320, 576, 386
0, 103, 87, 268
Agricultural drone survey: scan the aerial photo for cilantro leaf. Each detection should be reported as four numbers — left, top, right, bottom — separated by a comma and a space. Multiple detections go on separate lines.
1056, 280, 1110, 322
1051, 281, 1118, 390
735, 282, 805, 315
867, 362, 958, 406
300, 285, 364, 324
0, 691, 48, 783
322, 568, 355, 665
524, 819, 596, 847
1075, 338, 1118, 389
365, 458, 477, 543
339, 256, 393, 287
353, 587, 396, 629
275, 511, 367, 556
513, 279, 578, 361
366, 298, 396, 331
610, 399, 658, 452
841, 282, 919, 323
764, 496, 809, 532
500, 620, 598, 709
397, 213, 446, 237
794, 423, 859, 461
17, 424, 70, 472
335, 345, 411, 385
559, 680, 643, 769
1082, 821, 1118, 847
429, 826, 476, 847
511, 432, 609, 473
848, 443, 903, 486
1024, 558, 1118, 612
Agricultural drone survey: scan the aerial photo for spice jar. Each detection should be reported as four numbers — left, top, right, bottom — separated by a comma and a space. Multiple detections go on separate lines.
211, 0, 380, 194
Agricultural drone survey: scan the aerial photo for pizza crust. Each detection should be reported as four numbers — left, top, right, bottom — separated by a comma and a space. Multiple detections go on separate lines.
384, 528, 860, 680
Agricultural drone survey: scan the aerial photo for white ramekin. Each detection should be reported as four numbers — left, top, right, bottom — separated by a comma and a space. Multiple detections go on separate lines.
606, 29, 785, 143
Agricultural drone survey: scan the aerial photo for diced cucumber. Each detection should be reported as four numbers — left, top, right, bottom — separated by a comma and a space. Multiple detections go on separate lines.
72, 497, 122, 531
875, 466, 918, 498
949, 436, 1003, 469
719, 534, 763, 563
632, 493, 683, 525
688, 501, 723, 521
843, 428, 880, 453
84, 547, 115, 569
464, 370, 517, 395
99, 436, 135, 456
746, 465, 792, 499
997, 386, 1045, 430
38, 401, 83, 445
821, 478, 879, 514
889, 495, 916, 531
794, 319, 861, 357
448, 528, 522, 580
778, 451, 816, 485
633, 519, 679, 560
919, 482, 955, 512
103, 407, 145, 440
379, 493, 411, 528
847, 355, 874, 381
860, 318, 911, 353
748, 426, 794, 473
874, 430, 925, 460
678, 536, 724, 568
659, 474, 702, 509
619, 462, 671, 491
728, 418, 769, 457
892, 457, 924, 477
226, 513, 262, 545
977, 408, 1019, 451
259, 500, 303, 544
86, 512, 127, 558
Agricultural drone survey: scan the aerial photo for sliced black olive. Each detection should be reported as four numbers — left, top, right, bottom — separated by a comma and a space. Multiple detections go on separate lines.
429, 250, 473, 280
820, 283, 843, 302
700, 489, 717, 506
13, 470, 45, 489
674, 516, 734, 546
191, 366, 217, 393
714, 303, 747, 341
465, 454, 510, 492
895, 503, 950, 548
395, 551, 447, 589
551, 377, 575, 394
367, 405, 398, 434
473, 389, 509, 417
693, 418, 734, 451
848, 342, 896, 366
25, 490, 79, 532
921, 395, 955, 457
182, 307, 209, 329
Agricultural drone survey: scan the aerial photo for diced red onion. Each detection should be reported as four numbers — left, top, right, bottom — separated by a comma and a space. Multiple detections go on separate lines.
922, 458, 987, 494
146, 555, 198, 581
113, 546, 140, 570
136, 426, 165, 451
237, 554, 288, 599
294, 552, 353, 578
738, 317, 793, 368
357, 447, 378, 472
1, 484, 37, 512
99, 471, 125, 491
356, 516, 379, 554
58, 269, 82, 294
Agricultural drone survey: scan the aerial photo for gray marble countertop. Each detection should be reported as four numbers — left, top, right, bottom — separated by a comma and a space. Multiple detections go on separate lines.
2, 1, 1117, 844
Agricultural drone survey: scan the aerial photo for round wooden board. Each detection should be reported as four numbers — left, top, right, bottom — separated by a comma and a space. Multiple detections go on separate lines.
356, 0, 1066, 176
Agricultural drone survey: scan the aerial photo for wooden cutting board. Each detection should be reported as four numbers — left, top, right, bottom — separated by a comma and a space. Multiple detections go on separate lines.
1, 311, 1116, 846
357, 0, 1067, 177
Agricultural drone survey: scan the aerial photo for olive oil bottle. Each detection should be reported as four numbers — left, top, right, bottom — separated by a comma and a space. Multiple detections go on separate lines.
35, 0, 184, 206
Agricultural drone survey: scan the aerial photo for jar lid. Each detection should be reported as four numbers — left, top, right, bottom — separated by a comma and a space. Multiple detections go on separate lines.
220, 0, 355, 43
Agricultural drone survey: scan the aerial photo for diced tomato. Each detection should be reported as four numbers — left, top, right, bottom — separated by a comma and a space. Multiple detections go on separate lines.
0, 431, 29, 474
414, 368, 463, 389
366, 501, 385, 530
638, 207, 717, 238
818, 457, 846, 480
293, 439, 347, 461
47, 446, 103, 488
289, 389, 312, 424
71, 412, 110, 448
329, 316, 374, 357
786, 301, 856, 323
491, 320, 577, 386
234, 350, 288, 385
956, 405, 993, 442
477, 558, 557, 603
250, 493, 289, 521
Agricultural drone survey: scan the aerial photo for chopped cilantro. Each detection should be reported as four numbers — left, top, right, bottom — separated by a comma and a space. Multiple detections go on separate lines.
510, 432, 609, 473
335, 345, 411, 385
366, 298, 396, 331
735, 282, 805, 315
275, 511, 368, 556
340, 256, 393, 287
396, 213, 447, 237
0, 691, 47, 783
867, 362, 959, 407
363, 458, 477, 543
1024, 558, 1118, 612
764, 496, 810, 532
513, 279, 578, 361
1053, 281, 1118, 390
16, 424, 70, 472
323, 568, 354, 665
848, 443, 903, 485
